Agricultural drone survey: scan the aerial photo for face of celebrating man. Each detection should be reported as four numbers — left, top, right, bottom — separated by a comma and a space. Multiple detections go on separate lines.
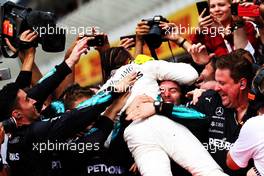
14, 90, 40, 122
215, 68, 241, 108
159, 80, 181, 105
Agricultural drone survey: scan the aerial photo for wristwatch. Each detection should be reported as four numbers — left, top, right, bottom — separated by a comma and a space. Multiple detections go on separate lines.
231, 20, 245, 32
153, 100, 162, 113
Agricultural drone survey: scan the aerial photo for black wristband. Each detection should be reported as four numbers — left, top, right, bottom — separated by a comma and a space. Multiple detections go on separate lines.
178, 38, 187, 48
160, 102, 174, 117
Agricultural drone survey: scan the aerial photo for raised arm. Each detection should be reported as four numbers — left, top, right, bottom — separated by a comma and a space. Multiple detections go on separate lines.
27, 37, 90, 111
5, 30, 41, 88
134, 21, 149, 57
54, 35, 80, 99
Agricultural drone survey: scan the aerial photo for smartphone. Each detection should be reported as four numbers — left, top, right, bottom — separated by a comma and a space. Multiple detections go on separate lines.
0, 68, 11, 80
120, 34, 136, 41
120, 34, 136, 47
87, 35, 104, 46
231, 3, 260, 17
196, 1, 210, 17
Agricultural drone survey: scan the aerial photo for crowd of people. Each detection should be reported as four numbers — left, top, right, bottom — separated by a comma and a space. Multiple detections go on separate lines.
0, 0, 264, 175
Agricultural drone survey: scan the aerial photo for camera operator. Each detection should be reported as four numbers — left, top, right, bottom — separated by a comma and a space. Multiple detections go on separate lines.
0, 30, 38, 176
135, 19, 215, 65
0, 36, 88, 176
192, 0, 258, 59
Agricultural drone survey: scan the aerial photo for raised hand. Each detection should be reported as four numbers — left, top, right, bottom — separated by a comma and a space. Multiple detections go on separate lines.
198, 9, 214, 29
159, 22, 181, 42
119, 37, 135, 50
66, 36, 89, 68
136, 21, 150, 40
188, 43, 215, 65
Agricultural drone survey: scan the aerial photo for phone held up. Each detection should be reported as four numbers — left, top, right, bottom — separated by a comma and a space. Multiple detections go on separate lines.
196, 1, 210, 17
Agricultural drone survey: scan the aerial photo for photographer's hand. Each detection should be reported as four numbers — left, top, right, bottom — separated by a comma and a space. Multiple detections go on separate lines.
19, 30, 37, 57
18, 30, 38, 72
136, 21, 150, 39
4, 29, 36, 55
20, 30, 38, 42
119, 37, 135, 50
17, 30, 43, 86
159, 22, 181, 42
160, 22, 214, 65
160, 22, 193, 51
64, 33, 94, 59
66, 36, 89, 69
135, 21, 149, 57
64, 35, 83, 60
4, 38, 17, 53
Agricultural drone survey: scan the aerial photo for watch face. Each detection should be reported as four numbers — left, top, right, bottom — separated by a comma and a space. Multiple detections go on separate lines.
154, 101, 161, 106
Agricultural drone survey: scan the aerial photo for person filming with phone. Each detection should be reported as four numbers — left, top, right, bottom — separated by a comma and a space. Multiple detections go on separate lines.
192, 0, 259, 59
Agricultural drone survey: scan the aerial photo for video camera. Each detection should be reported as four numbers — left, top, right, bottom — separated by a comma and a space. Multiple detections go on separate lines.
248, 66, 264, 110
142, 15, 169, 49
0, 1, 66, 58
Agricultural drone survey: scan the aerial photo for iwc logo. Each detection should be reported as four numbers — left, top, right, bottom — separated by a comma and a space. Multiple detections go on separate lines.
215, 107, 224, 116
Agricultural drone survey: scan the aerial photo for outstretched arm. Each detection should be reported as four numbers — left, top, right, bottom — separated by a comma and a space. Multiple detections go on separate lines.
126, 95, 205, 121
160, 22, 214, 65
27, 37, 90, 111
6, 30, 41, 88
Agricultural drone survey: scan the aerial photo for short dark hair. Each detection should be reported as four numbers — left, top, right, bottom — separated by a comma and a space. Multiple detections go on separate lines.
0, 82, 20, 121
216, 50, 254, 86
100, 47, 133, 82
60, 84, 95, 110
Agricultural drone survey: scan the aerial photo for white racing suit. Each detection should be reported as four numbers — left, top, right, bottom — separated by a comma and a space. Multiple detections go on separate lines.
100, 60, 228, 176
